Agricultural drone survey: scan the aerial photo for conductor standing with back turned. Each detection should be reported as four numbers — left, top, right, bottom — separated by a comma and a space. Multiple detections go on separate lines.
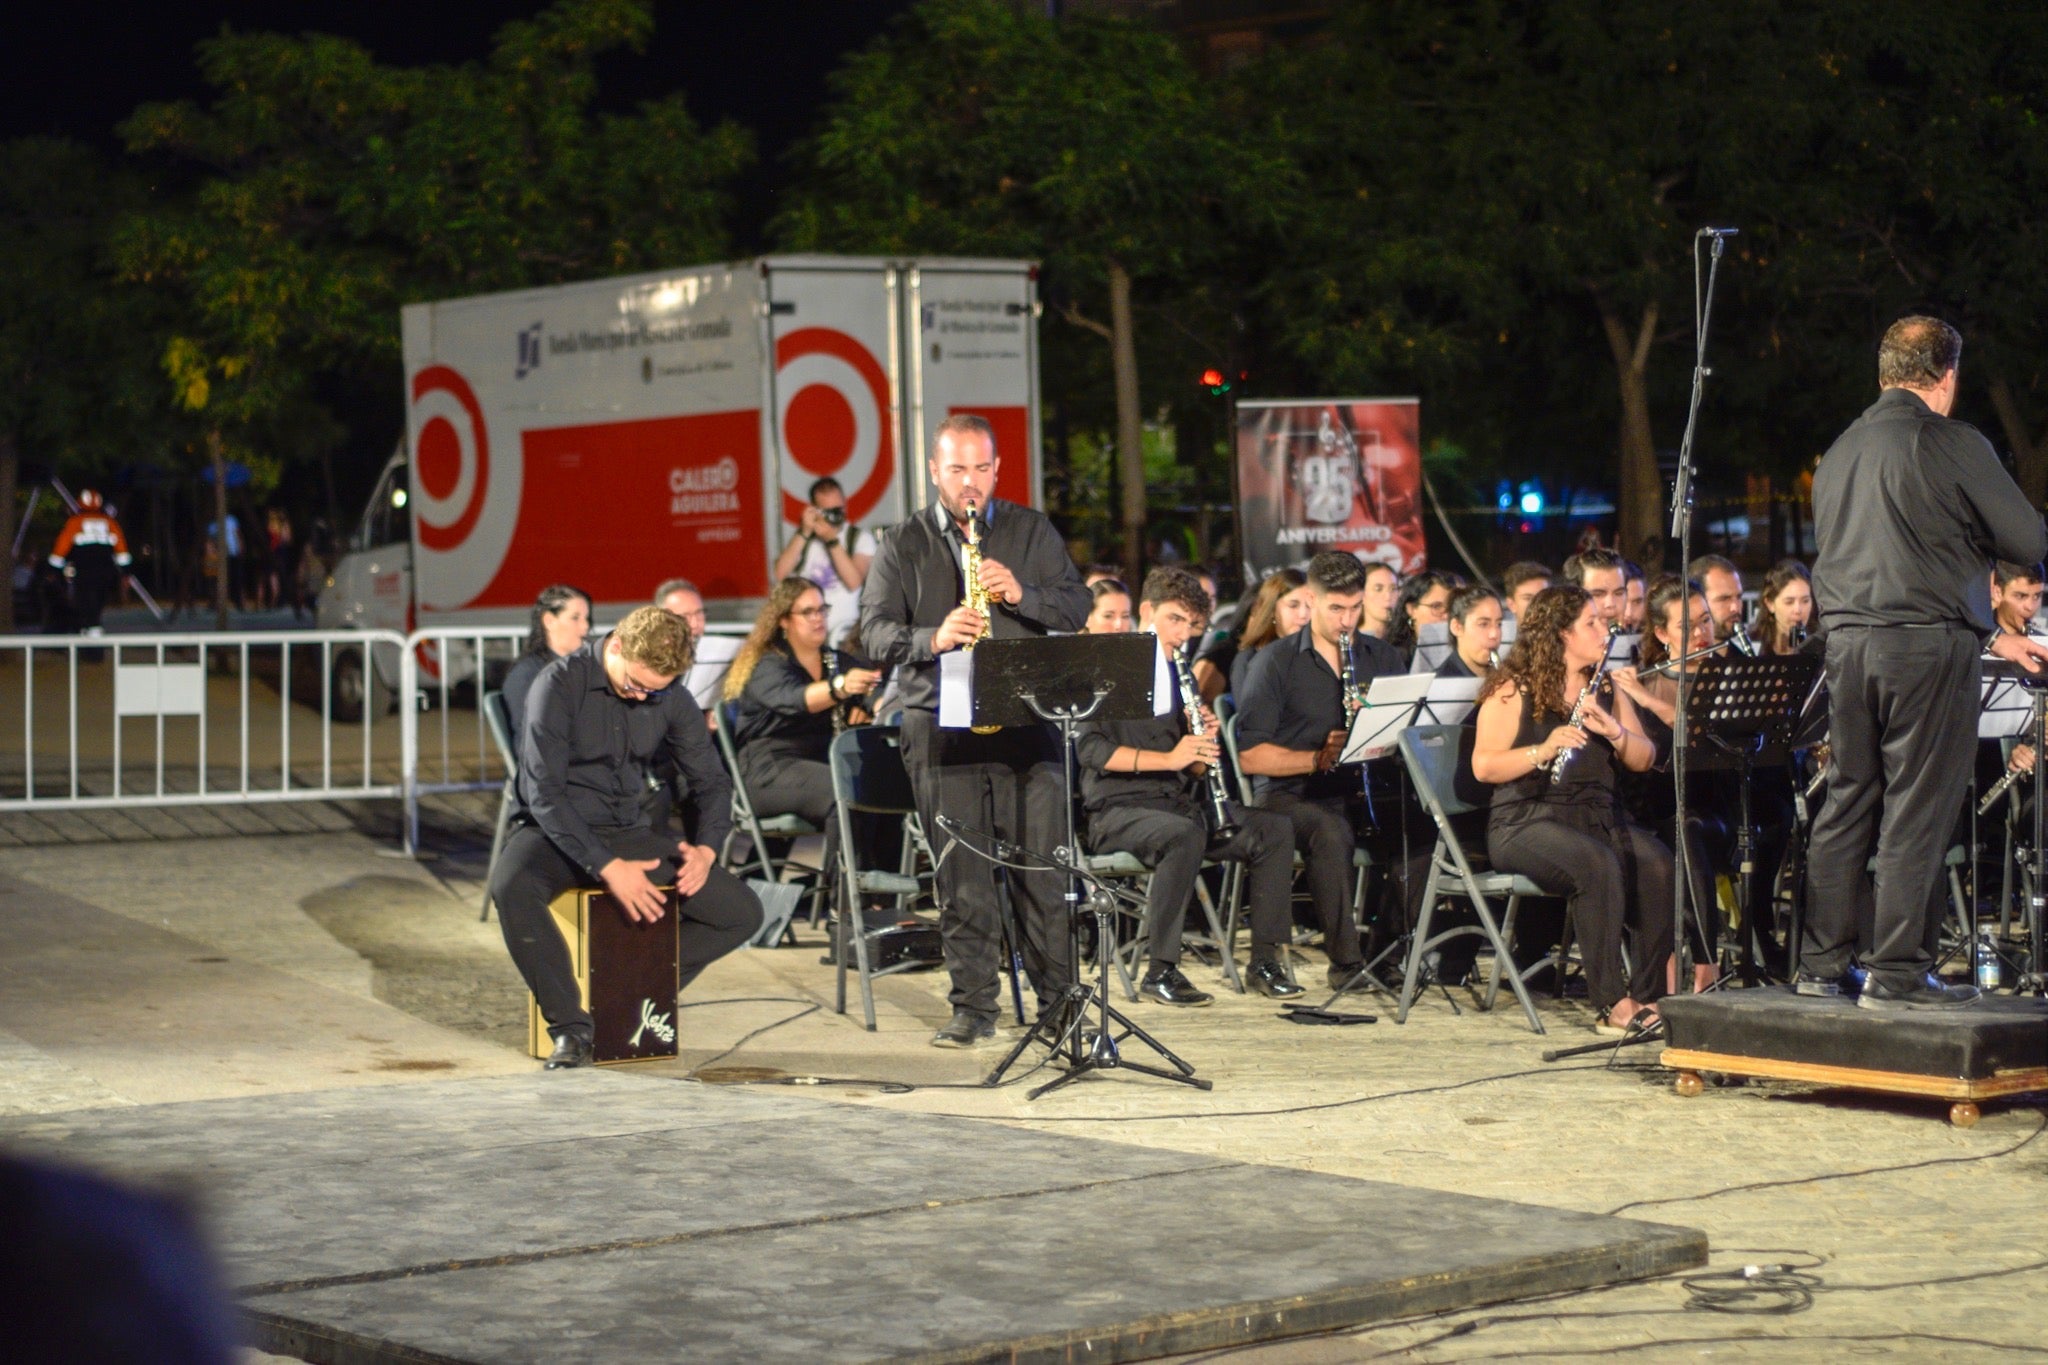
1801, 317, 2048, 1008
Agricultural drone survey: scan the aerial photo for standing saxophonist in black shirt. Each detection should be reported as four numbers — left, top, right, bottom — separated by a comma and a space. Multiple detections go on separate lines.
1077, 567, 1305, 1004
859, 414, 1092, 1048
1802, 317, 2048, 1009
492, 607, 764, 1070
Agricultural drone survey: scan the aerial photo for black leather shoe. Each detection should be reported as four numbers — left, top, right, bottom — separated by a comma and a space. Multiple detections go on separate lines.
1858, 976, 1982, 1011
544, 1031, 593, 1070
1245, 957, 1303, 999
931, 1010, 996, 1048
1327, 963, 1371, 993
1138, 964, 1213, 1007
1793, 969, 1847, 998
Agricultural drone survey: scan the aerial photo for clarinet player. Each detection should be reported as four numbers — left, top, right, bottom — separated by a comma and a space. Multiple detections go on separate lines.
1078, 568, 1305, 1003
859, 415, 1092, 1048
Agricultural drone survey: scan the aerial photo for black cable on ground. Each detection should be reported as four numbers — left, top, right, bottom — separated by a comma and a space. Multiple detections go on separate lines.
1604, 1108, 2048, 1215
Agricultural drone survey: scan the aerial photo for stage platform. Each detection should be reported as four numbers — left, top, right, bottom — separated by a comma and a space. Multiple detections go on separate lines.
1, 1072, 1704, 1364
1661, 987, 2048, 1125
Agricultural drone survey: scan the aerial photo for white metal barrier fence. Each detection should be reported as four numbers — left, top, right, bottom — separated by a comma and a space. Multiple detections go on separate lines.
0, 630, 410, 813
1, 625, 733, 855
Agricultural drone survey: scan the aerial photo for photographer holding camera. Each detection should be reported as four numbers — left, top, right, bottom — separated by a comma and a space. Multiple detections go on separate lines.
773, 476, 874, 647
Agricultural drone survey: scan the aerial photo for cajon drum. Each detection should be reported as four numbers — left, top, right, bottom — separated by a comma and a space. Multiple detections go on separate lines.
526, 886, 681, 1065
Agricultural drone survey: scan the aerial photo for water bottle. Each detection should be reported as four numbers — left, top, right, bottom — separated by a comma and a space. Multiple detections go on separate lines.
1977, 928, 2003, 992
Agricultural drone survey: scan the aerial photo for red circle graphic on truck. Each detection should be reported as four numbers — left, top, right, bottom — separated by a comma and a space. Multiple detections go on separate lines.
410, 364, 489, 552
775, 327, 893, 525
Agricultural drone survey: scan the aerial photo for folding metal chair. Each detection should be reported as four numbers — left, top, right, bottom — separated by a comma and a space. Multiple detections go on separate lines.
713, 701, 822, 884
830, 726, 935, 1030
1395, 724, 1549, 1034
479, 689, 517, 923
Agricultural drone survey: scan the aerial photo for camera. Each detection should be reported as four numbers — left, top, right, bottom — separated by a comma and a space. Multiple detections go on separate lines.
820, 507, 847, 527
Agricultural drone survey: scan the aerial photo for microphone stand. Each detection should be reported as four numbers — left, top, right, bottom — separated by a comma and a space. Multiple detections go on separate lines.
1667, 228, 1735, 1012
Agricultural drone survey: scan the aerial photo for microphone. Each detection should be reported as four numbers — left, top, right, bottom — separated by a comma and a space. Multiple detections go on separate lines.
1698, 226, 1741, 237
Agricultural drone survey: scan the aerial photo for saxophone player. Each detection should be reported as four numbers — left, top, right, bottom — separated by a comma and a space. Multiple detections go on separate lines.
1077, 568, 1305, 1003
859, 415, 1092, 1049
1235, 551, 1402, 989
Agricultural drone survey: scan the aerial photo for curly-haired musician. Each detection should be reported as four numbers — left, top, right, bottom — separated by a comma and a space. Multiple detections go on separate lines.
1472, 585, 1673, 1034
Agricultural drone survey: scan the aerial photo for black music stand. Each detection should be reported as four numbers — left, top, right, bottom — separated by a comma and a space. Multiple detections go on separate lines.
962, 636, 1213, 1099
1689, 652, 1820, 984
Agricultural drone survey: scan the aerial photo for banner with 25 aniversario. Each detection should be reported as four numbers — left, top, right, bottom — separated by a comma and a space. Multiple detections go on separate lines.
1235, 398, 1425, 581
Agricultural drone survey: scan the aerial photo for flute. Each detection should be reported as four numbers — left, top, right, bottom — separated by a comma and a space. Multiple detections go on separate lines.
1979, 759, 2031, 817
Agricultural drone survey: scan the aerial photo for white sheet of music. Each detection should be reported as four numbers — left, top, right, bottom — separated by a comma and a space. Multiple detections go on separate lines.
1418, 677, 1483, 727
1607, 632, 1641, 665
1980, 672, 2037, 739
1408, 621, 1453, 674
686, 633, 741, 713
1341, 673, 1433, 764
938, 641, 1170, 727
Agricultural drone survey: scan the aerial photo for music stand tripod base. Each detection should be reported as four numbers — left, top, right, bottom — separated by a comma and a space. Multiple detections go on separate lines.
956, 635, 1214, 1098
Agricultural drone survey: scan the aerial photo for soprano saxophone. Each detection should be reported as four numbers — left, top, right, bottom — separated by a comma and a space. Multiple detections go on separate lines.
960, 500, 999, 733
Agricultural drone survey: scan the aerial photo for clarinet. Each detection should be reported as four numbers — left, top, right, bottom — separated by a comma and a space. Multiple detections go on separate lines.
1340, 631, 1362, 726
1174, 642, 1238, 838
1550, 625, 1622, 786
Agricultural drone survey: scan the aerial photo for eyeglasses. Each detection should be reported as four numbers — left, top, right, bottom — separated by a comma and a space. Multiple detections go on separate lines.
787, 606, 828, 620
616, 670, 680, 700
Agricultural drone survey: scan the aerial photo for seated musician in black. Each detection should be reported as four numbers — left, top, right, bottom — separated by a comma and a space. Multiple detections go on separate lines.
1472, 585, 1673, 1034
1612, 574, 1725, 993
1236, 551, 1401, 989
1977, 561, 2045, 827
492, 607, 763, 1071
1078, 568, 1305, 1003
723, 576, 886, 877
1438, 584, 1502, 680
501, 584, 591, 740
1387, 569, 1459, 666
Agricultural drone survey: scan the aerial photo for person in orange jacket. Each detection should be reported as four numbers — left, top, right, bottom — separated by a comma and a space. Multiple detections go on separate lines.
49, 489, 131, 637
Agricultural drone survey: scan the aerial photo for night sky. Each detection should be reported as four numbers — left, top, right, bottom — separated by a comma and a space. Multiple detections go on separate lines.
1, 1, 916, 243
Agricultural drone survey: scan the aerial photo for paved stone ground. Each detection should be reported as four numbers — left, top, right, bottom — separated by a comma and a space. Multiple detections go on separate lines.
4, 813, 2046, 1362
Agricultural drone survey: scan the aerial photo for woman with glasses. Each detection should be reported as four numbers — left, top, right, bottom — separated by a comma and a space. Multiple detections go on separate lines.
724, 578, 888, 876
501, 584, 591, 740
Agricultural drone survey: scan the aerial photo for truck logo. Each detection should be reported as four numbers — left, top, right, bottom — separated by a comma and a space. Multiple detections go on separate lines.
774, 327, 894, 529
670, 458, 741, 518
516, 322, 543, 379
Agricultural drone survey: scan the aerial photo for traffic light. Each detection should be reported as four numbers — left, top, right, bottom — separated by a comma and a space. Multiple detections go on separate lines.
1199, 367, 1230, 396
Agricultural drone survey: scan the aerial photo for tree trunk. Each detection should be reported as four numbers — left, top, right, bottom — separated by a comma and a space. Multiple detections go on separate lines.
208, 429, 231, 631
1598, 300, 1663, 565
1985, 371, 2048, 510
1108, 259, 1145, 588
0, 431, 16, 636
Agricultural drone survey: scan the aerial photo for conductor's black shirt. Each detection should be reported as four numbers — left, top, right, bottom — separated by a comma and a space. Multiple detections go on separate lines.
858, 500, 1091, 712
516, 641, 732, 877
1812, 387, 2048, 631
1235, 626, 1402, 801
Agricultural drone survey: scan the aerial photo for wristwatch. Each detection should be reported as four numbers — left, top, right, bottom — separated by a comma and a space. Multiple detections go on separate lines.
829, 674, 847, 700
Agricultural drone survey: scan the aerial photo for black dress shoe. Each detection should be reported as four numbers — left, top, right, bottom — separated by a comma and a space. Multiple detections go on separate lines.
1138, 964, 1213, 1007
1858, 976, 1982, 1011
544, 1031, 594, 1070
1327, 963, 1371, 993
931, 1009, 997, 1048
1793, 969, 1848, 998
1245, 957, 1303, 999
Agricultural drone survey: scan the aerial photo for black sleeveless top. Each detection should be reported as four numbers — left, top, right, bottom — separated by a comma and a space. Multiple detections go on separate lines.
1489, 683, 1620, 836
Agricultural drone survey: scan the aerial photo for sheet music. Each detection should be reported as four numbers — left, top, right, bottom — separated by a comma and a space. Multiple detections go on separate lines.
1408, 620, 1453, 674
939, 642, 1169, 728
1341, 674, 1433, 763
1981, 670, 2038, 739
1418, 677, 1482, 727
685, 633, 741, 713
1607, 632, 1641, 666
